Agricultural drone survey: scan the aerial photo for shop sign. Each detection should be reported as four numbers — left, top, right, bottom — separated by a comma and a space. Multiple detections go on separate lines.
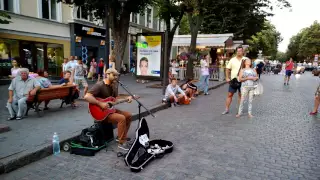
76, 36, 82, 43
74, 23, 106, 38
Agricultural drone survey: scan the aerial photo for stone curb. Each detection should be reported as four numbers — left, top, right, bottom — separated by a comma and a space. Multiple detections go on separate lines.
0, 81, 226, 174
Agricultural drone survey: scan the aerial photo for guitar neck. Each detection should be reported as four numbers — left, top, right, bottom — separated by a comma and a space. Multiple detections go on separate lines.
112, 99, 128, 105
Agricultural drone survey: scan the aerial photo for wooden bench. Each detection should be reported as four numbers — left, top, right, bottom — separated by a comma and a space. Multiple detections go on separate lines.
26, 85, 77, 116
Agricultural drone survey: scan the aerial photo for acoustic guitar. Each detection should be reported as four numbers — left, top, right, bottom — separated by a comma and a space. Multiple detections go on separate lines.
88, 96, 138, 121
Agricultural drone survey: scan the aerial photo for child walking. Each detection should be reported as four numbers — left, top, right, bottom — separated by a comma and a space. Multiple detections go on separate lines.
236, 58, 259, 118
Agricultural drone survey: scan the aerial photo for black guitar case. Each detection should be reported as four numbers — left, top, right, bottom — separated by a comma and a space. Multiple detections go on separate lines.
124, 117, 173, 172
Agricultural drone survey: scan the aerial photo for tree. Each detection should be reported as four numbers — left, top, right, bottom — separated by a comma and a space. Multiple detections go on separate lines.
286, 32, 303, 61
155, 0, 186, 88
184, 0, 290, 78
178, 15, 190, 35
247, 21, 282, 59
201, 0, 290, 40
59, 0, 152, 71
0, 11, 11, 24
200, 0, 266, 40
286, 21, 320, 62
184, 0, 206, 78
276, 51, 287, 62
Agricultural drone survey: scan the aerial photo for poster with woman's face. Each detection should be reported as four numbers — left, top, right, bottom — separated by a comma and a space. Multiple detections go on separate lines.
136, 35, 162, 77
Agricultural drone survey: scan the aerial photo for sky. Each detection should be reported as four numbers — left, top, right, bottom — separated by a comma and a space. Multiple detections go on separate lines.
268, 0, 320, 52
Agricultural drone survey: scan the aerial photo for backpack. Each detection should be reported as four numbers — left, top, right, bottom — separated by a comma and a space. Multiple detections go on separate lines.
79, 123, 105, 148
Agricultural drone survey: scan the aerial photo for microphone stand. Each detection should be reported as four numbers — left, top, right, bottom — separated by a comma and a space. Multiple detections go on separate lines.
117, 80, 155, 120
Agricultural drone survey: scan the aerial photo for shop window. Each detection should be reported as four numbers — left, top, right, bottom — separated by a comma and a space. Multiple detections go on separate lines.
76, 6, 93, 22
131, 13, 139, 24
40, 0, 61, 21
36, 44, 44, 72
146, 7, 152, 28
0, 39, 19, 78
47, 43, 63, 76
1, 0, 19, 13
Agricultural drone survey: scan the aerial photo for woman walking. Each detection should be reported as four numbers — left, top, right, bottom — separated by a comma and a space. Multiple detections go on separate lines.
236, 58, 259, 118
198, 54, 210, 95
89, 58, 97, 81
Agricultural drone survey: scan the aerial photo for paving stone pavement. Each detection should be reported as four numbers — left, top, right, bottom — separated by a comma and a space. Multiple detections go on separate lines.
0, 75, 222, 166
1, 72, 320, 180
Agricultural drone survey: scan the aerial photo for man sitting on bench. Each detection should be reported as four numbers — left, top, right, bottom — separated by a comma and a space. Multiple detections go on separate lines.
7, 68, 41, 120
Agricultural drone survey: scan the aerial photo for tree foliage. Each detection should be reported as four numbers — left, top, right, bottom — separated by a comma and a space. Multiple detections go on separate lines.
0, 11, 11, 24
155, 0, 185, 87
178, 15, 190, 35
200, 0, 290, 40
286, 21, 320, 62
275, 51, 287, 62
246, 21, 282, 59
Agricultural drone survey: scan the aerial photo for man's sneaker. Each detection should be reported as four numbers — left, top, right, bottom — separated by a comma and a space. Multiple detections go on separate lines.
173, 103, 180, 107
118, 142, 131, 151
16, 117, 22, 120
222, 110, 229, 115
116, 137, 131, 142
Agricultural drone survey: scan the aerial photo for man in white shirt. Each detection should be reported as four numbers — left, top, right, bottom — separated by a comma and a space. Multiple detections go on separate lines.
222, 46, 247, 115
66, 56, 75, 70
163, 78, 188, 107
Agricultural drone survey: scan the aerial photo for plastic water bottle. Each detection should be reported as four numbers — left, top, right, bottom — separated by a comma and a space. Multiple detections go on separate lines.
52, 132, 60, 155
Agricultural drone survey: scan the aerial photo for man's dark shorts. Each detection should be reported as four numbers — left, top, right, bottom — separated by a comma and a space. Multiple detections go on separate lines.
285, 70, 293, 77
228, 84, 241, 93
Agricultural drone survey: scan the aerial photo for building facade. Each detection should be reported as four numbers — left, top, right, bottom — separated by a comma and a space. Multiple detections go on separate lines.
0, 0, 70, 77
0, 0, 175, 78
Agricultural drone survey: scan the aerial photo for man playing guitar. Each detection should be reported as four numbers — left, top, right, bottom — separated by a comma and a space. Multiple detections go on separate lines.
84, 68, 133, 151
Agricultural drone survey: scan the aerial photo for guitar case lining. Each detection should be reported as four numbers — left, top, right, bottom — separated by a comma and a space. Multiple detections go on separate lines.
124, 118, 173, 172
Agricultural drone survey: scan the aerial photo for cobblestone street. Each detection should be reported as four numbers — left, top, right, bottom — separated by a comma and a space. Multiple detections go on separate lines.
1, 72, 320, 180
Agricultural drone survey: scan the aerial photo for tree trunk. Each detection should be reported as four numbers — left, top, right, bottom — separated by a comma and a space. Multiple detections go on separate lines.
109, 8, 130, 94
162, 11, 184, 90
110, 8, 131, 72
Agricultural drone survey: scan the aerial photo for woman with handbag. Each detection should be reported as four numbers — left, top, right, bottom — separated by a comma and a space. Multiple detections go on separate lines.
236, 58, 259, 118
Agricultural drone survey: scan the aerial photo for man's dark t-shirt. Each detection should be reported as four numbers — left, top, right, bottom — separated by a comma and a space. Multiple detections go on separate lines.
59, 78, 69, 84
88, 81, 118, 98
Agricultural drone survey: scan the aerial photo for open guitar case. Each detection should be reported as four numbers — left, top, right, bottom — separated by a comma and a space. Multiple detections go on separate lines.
124, 117, 174, 172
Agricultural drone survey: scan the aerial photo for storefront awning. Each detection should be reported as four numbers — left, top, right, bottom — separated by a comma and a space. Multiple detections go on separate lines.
172, 34, 234, 47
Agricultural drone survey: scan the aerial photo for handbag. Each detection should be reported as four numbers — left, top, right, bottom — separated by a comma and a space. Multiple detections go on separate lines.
87, 72, 93, 78
229, 59, 244, 89
254, 82, 263, 96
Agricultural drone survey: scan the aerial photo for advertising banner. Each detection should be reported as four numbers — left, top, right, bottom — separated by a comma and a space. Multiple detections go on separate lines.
136, 34, 162, 77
